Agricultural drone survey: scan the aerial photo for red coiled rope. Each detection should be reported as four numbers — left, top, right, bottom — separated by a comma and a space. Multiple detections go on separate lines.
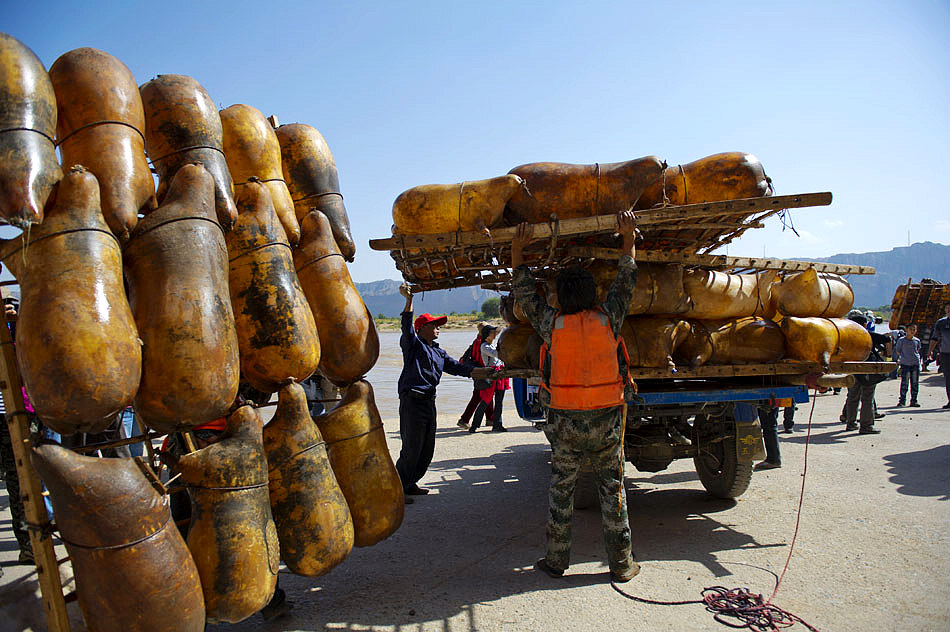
611, 389, 821, 631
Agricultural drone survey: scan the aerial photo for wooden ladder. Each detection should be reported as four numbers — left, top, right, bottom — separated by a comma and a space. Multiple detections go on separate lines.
0, 294, 71, 631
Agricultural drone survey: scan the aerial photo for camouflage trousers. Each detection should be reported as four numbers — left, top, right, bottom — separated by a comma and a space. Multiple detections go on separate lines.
541, 406, 634, 574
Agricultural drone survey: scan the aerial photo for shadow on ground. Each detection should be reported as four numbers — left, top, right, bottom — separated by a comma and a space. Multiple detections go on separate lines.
883, 444, 950, 500
215, 432, 781, 631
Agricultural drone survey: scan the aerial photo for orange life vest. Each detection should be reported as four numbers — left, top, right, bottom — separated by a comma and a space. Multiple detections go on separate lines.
540, 309, 628, 411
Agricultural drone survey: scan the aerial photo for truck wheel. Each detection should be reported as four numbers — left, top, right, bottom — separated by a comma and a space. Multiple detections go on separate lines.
693, 427, 752, 499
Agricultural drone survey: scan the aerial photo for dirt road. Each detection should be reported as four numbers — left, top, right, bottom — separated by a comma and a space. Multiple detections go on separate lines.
2, 374, 949, 631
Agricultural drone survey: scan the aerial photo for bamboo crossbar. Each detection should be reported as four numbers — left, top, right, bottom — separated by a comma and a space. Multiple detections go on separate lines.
370, 192, 832, 251
565, 247, 877, 275
470, 361, 894, 381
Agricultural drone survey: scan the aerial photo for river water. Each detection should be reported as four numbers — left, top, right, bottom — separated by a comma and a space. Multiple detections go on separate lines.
364, 330, 481, 419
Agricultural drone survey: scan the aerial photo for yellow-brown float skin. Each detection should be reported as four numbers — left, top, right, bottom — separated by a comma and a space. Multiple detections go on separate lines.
570, 261, 690, 316
391, 175, 525, 235
0, 166, 141, 434
293, 209, 378, 386
496, 323, 540, 369
220, 104, 300, 245
263, 382, 354, 576
315, 380, 404, 547
683, 269, 777, 320
123, 163, 239, 432
49, 47, 156, 241
276, 123, 356, 260
0, 33, 62, 226
140, 74, 237, 230
636, 152, 772, 209
781, 317, 872, 366
677, 317, 785, 368
771, 269, 854, 318
175, 406, 279, 624
32, 445, 205, 632
621, 317, 691, 369
505, 156, 665, 224
226, 181, 319, 393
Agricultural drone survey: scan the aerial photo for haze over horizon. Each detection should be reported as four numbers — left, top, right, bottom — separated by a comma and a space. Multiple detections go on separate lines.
3, 1, 948, 283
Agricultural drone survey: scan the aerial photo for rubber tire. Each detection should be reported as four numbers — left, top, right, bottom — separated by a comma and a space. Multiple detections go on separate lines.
693, 424, 752, 499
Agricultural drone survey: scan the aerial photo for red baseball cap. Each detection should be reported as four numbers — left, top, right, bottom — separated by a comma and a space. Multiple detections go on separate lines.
414, 313, 447, 331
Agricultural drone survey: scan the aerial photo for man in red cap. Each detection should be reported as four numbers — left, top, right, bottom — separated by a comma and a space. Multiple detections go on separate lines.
395, 283, 473, 502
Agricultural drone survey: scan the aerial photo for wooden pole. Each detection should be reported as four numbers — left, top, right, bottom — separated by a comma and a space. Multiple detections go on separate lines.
0, 310, 71, 632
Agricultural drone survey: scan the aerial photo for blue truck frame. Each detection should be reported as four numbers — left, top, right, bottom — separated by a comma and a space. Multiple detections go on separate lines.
513, 377, 809, 420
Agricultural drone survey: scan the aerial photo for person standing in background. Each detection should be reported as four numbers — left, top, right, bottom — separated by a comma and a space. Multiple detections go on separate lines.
927, 303, 950, 409
894, 324, 921, 407
457, 322, 489, 429
468, 325, 509, 433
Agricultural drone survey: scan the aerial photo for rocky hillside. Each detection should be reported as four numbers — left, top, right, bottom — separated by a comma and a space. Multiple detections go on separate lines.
802, 241, 949, 308
356, 279, 498, 318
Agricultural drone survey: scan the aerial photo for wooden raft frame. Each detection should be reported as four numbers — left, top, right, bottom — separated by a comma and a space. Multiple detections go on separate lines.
369, 192, 876, 292
889, 278, 950, 328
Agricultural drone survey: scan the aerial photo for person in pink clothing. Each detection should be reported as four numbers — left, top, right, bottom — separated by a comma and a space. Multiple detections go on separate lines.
468, 325, 509, 433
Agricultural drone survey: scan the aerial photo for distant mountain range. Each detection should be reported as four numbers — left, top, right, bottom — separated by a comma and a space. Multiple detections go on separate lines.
356, 279, 497, 318
800, 241, 949, 308
358, 241, 950, 317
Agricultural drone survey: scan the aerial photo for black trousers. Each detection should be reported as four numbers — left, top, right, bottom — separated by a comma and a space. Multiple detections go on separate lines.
472, 389, 506, 430
395, 395, 437, 491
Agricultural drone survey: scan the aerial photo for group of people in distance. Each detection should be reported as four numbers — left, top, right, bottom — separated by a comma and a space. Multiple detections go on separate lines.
754, 302, 950, 472
394, 211, 641, 583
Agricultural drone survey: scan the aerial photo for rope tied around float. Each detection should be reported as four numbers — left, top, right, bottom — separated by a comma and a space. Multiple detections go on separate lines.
54, 119, 145, 147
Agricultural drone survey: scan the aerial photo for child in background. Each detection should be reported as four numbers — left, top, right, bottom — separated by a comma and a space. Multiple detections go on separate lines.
895, 324, 921, 407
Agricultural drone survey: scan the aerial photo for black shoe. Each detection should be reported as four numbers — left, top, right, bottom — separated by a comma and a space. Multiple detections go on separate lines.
610, 561, 641, 583
468, 427, 477, 433
859, 428, 881, 435
896, 401, 905, 407
17, 548, 35, 565
943, 402, 950, 409
909, 402, 920, 407
874, 412, 886, 419
260, 588, 293, 621
491, 425, 507, 432
406, 484, 430, 495
845, 424, 858, 431
534, 558, 564, 578
754, 460, 781, 471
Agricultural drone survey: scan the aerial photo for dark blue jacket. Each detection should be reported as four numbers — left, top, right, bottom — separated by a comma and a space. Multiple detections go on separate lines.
397, 311, 471, 397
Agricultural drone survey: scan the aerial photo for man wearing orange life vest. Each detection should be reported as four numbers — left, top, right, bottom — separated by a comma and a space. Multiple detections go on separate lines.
511, 210, 640, 583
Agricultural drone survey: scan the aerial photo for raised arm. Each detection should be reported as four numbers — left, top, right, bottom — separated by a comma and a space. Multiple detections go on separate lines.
400, 282, 413, 314
602, 210, 639, 335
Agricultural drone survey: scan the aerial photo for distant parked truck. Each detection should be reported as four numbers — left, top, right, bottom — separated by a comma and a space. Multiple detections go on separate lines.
889, 278, 950, 358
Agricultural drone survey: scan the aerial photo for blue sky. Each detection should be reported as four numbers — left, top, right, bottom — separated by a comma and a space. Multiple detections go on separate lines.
4, 1, 948, 282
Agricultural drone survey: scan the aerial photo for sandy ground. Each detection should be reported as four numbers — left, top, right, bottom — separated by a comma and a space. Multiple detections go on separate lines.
2, 374, 949, 632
